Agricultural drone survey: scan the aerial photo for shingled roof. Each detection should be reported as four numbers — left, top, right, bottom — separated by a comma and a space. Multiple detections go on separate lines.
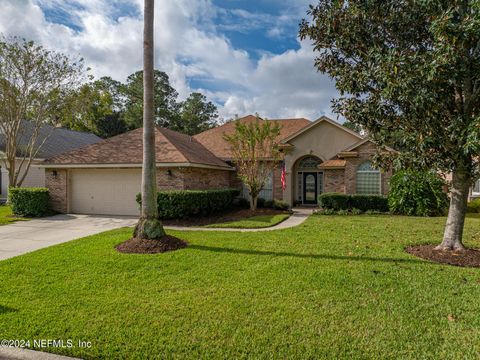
0, 121, 101, 159
44, 126, 232, 170
194, 115, 311, 159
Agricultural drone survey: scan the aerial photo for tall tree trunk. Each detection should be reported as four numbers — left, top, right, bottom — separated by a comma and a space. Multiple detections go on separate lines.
435, 169, 471, 251
134, 0, 165, 239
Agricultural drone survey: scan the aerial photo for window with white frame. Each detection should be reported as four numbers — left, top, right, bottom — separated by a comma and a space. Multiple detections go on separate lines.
473, 179, 480, 194
242, 171, 273, 201
356, 161, 381, 195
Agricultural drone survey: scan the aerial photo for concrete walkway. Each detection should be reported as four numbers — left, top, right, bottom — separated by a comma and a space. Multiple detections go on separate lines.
165, 207, 313, 232
0, 214, 136, 261
0, 347, 80, 360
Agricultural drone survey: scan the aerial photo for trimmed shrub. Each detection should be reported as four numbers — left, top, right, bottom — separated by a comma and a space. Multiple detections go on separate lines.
318, 193, 388, 212
388, 170, 448, 216
256, 197, 266, 208
8, 187, 50, 217
350, 194, 389, 212
318, 193, 350, 211
467, 198, 480, 213
264, 200, 274, 208
273, 199, 289, 210
235, 197, 250, 209
137, 189, 240, 219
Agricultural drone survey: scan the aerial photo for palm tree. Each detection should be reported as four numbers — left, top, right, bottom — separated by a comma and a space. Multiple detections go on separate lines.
134, 0, 165, 239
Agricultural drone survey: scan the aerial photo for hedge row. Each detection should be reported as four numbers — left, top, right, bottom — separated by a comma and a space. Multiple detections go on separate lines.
137, 189, 240, 219
8, 187, 50, 217
318, 192, 389, 212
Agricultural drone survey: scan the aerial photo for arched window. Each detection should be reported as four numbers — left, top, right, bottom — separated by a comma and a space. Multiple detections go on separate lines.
356, 161, 381, 194
297, 156, 321, 171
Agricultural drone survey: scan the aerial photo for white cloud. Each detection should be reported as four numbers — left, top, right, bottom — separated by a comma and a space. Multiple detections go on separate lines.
0, 0, 339, 121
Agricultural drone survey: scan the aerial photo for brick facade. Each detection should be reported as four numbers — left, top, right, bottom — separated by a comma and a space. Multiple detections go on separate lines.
323, 169, 346, 193
344, 142, 392, 196
45, 168, 69, 213
46, 166, 232, 214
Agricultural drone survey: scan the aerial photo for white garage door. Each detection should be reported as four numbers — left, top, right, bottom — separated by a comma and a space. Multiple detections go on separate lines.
70, 169, 142, 216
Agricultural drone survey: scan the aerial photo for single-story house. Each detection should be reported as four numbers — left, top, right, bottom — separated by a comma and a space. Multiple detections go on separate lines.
0, 121, 101, 200
43, 114, 480, 216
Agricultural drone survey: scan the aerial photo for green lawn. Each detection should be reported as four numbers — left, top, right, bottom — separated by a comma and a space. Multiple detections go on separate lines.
1, 215, 480, 359
203, 213, 290, 228
0, 205, 26, 225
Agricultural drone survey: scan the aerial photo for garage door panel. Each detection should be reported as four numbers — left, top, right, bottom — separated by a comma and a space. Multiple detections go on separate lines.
71, 169, 141, 216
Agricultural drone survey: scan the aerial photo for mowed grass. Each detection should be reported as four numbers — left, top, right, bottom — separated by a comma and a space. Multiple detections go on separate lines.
0, 205, 27, 225
204, 213, 290, 228
1, 215, 480, 359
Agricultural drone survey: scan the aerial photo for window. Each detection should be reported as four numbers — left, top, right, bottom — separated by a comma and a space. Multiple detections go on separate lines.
242, 171, 273, 201
473, 179, 480, 194
356, 161, 381, 194
298, 156, 321, 171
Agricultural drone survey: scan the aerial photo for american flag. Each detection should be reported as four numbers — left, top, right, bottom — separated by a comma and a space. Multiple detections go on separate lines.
281, 161, 287, 191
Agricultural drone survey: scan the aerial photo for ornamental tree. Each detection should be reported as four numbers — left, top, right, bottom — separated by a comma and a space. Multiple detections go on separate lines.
300, 0, 480, 251
224, 116, 282, 211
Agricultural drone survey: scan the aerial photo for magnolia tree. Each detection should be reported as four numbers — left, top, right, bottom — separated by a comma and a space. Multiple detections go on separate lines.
300, 0, 480, 251
224, 117, 282, 211
0, 37, 85, 187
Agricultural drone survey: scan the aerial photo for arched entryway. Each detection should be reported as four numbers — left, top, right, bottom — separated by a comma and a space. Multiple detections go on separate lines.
292, 155, 323, 205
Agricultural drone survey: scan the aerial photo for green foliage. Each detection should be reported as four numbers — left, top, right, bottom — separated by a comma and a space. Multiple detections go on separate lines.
224, 116, 282, 210
388, 170, 448, 217
318, 193, 350, 211
121, 70, 179, 129
273, 199, 289, 210
235, 197, 250, 209
256, 198, 266, 208
300, 1, 480, 178
467, 198, 480, 214
137, 189, 240, 219
204, 213, 290, 229
171, 92, 218, 135
8, 187, 50, 217
319, 193, 389, 212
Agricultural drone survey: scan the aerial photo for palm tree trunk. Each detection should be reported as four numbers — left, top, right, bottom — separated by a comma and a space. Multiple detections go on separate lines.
134, 0, 165, 239
435, 169, 470, 251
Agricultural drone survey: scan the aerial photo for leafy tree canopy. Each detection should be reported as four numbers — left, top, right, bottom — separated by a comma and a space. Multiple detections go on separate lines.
171, 92, 218, 135
300, 0, 480, 250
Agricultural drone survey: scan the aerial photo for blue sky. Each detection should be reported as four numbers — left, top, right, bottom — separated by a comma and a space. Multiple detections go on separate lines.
0, 0, 338, 121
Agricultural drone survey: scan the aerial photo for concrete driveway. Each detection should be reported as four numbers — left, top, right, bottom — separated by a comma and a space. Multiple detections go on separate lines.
0, 214, 137, 261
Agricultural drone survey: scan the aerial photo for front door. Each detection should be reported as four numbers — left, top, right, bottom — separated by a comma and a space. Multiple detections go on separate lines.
303, 172, 318, 205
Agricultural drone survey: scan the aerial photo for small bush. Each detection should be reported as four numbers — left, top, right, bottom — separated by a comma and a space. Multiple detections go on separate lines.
273, 199, 289, 210
235, 197, 250, 209
264, 200, 274, 208
364, 209, 386, 215
388, 170, 448, 216
8, 187, 50, 217
256, 197, 266, 208
349, 194, 389, 212
137, 189, 240, 219
351, 208, 363, 215
318, 193, 350, 210
318, 193, 388, 212
467, 198, 480, 213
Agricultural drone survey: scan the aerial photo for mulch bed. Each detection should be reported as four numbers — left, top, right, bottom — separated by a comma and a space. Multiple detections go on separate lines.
116, 235, 188, 254
162, 208, 289, 227
406, 245, 480, 268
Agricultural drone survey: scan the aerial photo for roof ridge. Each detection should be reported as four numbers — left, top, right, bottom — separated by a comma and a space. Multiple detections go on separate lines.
154, 127, 189, 163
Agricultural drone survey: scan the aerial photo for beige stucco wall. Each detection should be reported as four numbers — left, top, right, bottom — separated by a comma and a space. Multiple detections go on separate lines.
283, 121, 361, 205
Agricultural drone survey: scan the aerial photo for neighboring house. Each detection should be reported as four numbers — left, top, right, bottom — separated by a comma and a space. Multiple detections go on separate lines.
0, 122, 101, 200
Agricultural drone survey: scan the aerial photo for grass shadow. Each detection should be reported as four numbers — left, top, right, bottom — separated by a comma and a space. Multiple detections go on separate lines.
0, 305, 17, 315
189, 244, 430, 265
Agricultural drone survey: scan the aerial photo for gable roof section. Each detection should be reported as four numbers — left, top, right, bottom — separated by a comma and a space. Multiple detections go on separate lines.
280, 116, 363, 144
0, 121, 101, 159
44, 127, 232, 170
340, 138, 397, 154
194, 114, 311, 159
